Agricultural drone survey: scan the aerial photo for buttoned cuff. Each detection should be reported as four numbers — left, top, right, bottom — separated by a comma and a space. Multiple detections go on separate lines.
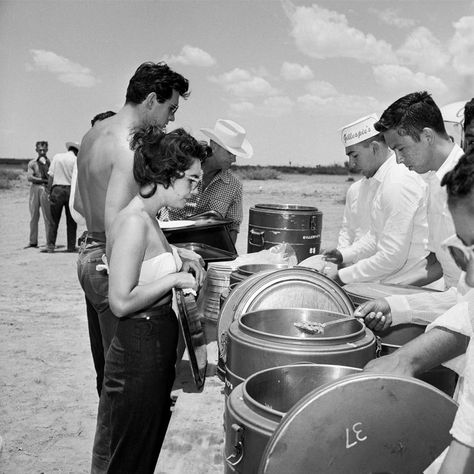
339, 246, 357, 265
385, 295, 413, 325
338, 266, 351, 284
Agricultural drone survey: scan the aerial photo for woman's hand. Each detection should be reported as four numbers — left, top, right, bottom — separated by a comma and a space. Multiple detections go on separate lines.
181, 260, 206, 288
174, 272, 198, 292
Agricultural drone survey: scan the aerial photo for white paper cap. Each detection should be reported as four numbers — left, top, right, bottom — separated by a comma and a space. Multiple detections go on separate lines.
340, 113, 379, 148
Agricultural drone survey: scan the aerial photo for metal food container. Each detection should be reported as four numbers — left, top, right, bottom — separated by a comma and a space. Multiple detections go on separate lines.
259, 373, 458, 474
163, 211, 237, 255
174, 242, 236, 265
218, 267, 355, 393
224, 363, 361, 474
247, 203, 322, 262
225, 308, 376, 393
343, 282, 457, 395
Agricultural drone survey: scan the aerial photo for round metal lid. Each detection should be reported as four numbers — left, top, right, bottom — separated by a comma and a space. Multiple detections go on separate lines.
343, 282, 440, 300
237, 263, 289, 277
254, 203, 319, 212
218, 268, 353, 363
259, 373, 458, 474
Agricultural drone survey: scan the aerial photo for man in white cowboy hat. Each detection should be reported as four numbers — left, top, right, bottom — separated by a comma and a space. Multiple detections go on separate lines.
321, 113, 436, 286
41, 141, 79, 253
161, 118, 253, 243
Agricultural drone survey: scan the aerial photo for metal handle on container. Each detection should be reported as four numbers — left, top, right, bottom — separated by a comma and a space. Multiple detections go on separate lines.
249, 229, 265, 248
226, 423, 244, 471
375, 335, 383, 358
310, 215, 319, 231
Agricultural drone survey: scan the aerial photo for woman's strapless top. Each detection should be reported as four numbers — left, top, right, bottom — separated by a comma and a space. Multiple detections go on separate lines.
138, 247, 183, 285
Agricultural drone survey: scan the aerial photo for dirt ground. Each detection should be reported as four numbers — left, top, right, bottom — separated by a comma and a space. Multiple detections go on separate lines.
0, 171, 349, 473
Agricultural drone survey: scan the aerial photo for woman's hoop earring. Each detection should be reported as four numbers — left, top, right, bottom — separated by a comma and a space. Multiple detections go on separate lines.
140, 182, 157, 198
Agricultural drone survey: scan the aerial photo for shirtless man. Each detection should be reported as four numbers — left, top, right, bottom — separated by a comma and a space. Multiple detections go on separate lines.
74, 62, 204, 473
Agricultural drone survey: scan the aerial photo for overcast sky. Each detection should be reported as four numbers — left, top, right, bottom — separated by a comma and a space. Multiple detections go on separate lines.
1, 0, 473, 166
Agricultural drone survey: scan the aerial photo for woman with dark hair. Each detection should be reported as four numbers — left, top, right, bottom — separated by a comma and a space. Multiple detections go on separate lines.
93, 126, 207, 473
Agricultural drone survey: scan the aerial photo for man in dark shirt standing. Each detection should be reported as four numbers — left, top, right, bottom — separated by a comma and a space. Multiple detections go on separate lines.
25, 141, 53, 248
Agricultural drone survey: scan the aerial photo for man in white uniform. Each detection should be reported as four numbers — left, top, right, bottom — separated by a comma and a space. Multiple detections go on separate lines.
363, 153, 474, 473
355, 92, 466, 329
322, 114, 431, 286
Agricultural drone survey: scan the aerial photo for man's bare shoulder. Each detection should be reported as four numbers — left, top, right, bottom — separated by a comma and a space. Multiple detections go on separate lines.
79, 117, 132, 168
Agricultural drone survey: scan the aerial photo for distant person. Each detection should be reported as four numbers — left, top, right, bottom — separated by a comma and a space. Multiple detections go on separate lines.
69, 111, 117, 226
100, 126, 206, 473
73, 62, 204, 472
160, 118, 253, 243
41, 142, 78, 253
321, 114, 433, 285
25, 140, 53, 249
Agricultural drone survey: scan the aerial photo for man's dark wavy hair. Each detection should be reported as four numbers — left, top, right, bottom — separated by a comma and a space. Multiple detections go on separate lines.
375, 91, 448, 142
464, 98, 474, 129
441, 151, 474, 206
125, 62, 189, 105
130, 126, 207, 198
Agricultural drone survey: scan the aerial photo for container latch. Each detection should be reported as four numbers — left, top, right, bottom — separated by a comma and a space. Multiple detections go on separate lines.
226, 423, 244, 471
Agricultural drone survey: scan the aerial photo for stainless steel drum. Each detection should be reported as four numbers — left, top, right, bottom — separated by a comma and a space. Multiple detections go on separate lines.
259, 373, 458, 474
229, 263, 288, 287
343, 282, 457, 395
225, 308, 376, 393
247, 204, 323, 262
225, 364, 361, 474
218, 267, 354, 387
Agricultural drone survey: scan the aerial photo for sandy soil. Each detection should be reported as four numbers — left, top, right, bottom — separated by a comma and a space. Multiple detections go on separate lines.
0, 172, 350, 473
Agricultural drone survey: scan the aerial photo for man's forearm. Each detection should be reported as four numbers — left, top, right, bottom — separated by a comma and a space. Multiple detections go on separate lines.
397, 327, 468, 375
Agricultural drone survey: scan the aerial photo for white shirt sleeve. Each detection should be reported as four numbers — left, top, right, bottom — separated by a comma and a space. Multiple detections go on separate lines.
68, 161, 85, 225
339, 178, 422, 283
337, 185, 356, 249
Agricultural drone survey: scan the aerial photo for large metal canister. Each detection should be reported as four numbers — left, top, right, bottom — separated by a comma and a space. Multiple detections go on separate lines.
224, 363, 361, 474
225, 308, 376, 392
343, 282, 457, 396
258, 373, 458, 474
247, 204, 323, 262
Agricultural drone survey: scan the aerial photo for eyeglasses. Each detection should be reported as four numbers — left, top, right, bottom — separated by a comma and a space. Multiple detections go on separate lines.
442, 234, 474, 272
169, 103, 179, 116
185, 175, 200, 191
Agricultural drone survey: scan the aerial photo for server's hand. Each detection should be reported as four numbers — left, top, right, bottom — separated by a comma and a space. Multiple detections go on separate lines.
354, 298, 392, 332
322, 248, 343, 265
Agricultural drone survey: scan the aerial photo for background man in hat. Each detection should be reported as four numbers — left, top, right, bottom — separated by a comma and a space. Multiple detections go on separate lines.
322, 113, 432, 286
160, 118, 253, 243
42, 141, 78, 253
25, 140, 53, 249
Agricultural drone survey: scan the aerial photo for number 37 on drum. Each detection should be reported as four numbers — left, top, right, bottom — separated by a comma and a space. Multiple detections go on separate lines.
346, 422, 367, 449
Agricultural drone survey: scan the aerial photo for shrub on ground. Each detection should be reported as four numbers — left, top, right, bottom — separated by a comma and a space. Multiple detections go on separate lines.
0, 169, 23, 189
232, 166, 280, 180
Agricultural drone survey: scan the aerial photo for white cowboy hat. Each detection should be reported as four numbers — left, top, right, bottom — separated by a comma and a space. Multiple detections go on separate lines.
201, 119, 253, 159
65, 141, 80, 151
